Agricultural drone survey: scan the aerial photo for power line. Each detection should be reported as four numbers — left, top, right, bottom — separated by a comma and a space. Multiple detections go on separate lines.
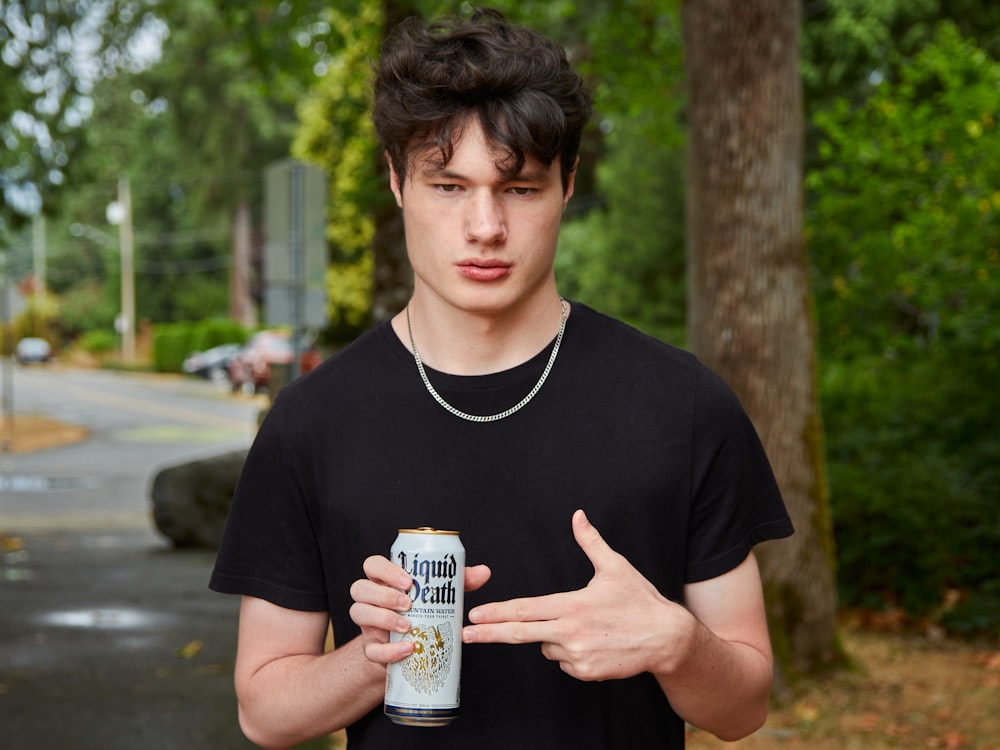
137, 255, 232, 274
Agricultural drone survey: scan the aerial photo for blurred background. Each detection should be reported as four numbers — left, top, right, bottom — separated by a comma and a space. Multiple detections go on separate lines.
1, 1, 998, 748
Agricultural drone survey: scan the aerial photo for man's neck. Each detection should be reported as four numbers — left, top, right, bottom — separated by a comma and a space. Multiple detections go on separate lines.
392, 292, 567, 376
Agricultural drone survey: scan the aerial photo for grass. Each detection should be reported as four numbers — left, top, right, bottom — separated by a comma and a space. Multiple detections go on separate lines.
0, 414, 89, 454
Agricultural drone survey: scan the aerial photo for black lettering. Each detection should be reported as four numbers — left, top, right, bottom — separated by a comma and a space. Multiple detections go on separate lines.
418, 579, 457, 605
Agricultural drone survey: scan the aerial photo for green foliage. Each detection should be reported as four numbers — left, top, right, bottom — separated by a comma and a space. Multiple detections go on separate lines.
78, 329, 117, 355
292, 0, 382, 340
807, 21, 1000, 631
13, 292, 58, 344
97, 0, 300, 325
31, 48, 239, 331
323, 253, 375, 339
941, 578, 1000, 636
53, 280, 117, 339
801, 0, 936, 101
23, 0, 343, 341
290, 0, 689, 342
802, 0, 1000, 107
503, 0, 687, 343
143, 264, 232, 323
140, 1, 325, 215
824, 358, 1000, 619
10, 0, 998, 638
189, 318, 248, 351
0, 1, 150, 231
151, 322, 192, 373
557, 114, 686, 344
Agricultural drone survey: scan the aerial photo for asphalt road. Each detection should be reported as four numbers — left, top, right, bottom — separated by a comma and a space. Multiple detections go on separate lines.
0, 365, 325, 749
0, 365, 260, 531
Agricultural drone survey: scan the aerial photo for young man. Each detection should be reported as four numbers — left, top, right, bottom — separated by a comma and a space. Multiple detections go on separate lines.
210, 9, 793, 749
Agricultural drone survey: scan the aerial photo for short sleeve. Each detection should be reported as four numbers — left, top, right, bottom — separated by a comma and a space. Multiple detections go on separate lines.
209, 407, 329, 611
684, 367, 793, 583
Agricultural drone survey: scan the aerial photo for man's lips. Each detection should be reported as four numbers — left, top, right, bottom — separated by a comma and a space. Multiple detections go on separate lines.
458, 261, 511, 281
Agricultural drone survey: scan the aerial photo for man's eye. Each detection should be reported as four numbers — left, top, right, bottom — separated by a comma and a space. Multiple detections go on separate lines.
509, 187, 536, 196
436, 184, 459, 193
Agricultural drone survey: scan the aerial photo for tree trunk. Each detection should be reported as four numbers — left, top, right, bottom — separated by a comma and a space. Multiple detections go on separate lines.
230, 199, 257, 328
682, 0, 841, 681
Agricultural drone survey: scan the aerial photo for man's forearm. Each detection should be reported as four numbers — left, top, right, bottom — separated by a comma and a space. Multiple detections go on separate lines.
237, 635, 386, 749
653, 612, 773, 741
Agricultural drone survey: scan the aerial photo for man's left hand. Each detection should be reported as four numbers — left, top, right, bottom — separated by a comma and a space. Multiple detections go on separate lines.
462, 508, 692, 681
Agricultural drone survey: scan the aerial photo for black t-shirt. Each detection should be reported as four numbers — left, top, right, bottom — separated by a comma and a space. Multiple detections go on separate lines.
210, 302, 793, 749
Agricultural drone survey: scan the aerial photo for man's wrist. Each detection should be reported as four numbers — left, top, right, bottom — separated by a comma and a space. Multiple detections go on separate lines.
648, 601, 701, 679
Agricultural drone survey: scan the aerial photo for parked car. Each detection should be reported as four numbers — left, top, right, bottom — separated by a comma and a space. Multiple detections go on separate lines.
15, 337, 53, 364
227, 331, 322, 395
182, 343, 242, 383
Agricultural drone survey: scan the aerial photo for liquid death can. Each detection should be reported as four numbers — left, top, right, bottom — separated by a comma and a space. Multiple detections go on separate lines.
384, 528, 465, 727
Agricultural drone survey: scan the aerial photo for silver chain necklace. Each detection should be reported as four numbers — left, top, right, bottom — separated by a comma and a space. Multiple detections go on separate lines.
405, 299, 568, 423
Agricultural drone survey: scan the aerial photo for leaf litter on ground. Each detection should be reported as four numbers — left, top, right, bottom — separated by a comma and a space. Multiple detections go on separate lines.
686, 624, 1000, 750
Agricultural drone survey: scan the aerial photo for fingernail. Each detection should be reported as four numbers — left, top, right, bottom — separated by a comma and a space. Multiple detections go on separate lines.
468, 608, 481, 623
396, 616, 410, 633
397, 594, 411, 611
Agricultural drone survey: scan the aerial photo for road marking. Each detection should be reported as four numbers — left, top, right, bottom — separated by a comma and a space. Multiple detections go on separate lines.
112, 425, 247, 443
0, 475, 99, 492
57, 382, 256, 432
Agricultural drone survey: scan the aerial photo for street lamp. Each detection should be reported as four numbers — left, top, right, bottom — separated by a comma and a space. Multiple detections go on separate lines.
71, 175, 136, 364
106, 174, 136, 364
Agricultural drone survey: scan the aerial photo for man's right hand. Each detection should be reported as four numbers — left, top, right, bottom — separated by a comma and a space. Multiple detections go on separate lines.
349, 555, 491, 665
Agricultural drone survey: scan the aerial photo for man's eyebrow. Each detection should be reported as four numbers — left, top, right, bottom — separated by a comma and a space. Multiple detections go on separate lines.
422, 165, 552, 182
509, 166, 550, 182
424, 167, 465, 180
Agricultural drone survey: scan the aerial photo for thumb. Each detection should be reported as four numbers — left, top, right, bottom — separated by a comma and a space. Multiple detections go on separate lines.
464, 563, 492, 593
572, 509, 621, 573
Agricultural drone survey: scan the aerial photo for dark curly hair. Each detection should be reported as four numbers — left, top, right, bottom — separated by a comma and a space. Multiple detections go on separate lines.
372, 8, 592, 192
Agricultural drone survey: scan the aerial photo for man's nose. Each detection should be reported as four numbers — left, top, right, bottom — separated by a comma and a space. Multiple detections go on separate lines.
465, 192, 507, 245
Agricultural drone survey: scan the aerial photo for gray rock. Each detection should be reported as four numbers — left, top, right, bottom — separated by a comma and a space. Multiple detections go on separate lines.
150, 450, 248, 548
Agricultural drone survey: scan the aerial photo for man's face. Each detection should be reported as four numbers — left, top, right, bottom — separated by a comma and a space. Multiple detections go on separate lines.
389, 117, 575, 318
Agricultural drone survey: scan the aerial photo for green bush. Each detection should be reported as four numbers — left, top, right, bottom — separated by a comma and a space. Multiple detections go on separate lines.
191, 319, 248, 352
152, 323, 192, 373
942, 579, 1000, 636
79, 329, 117, 355
823, 355, 1000, 632
809, 22, 1000, 634
13, 294, 59, 345
54, 282, 117, 339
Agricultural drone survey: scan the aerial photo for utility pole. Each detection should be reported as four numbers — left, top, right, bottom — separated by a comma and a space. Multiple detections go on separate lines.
118, 174, 136, 363
289, 161, 305, 380
32, 214, 46, 295
0, 250, 13, 444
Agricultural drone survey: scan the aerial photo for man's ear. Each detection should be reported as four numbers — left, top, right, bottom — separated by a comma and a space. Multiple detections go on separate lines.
387, 151, 403, 208
563, 156, 579, 207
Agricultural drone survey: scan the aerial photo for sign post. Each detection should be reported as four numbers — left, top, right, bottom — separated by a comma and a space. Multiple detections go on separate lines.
264, 160, 328, 379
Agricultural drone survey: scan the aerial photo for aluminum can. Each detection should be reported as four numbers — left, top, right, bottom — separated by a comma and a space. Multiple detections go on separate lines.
384, 527, 465, 726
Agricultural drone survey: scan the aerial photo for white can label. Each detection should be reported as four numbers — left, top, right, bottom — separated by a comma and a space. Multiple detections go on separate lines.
385, 530, 464, 725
